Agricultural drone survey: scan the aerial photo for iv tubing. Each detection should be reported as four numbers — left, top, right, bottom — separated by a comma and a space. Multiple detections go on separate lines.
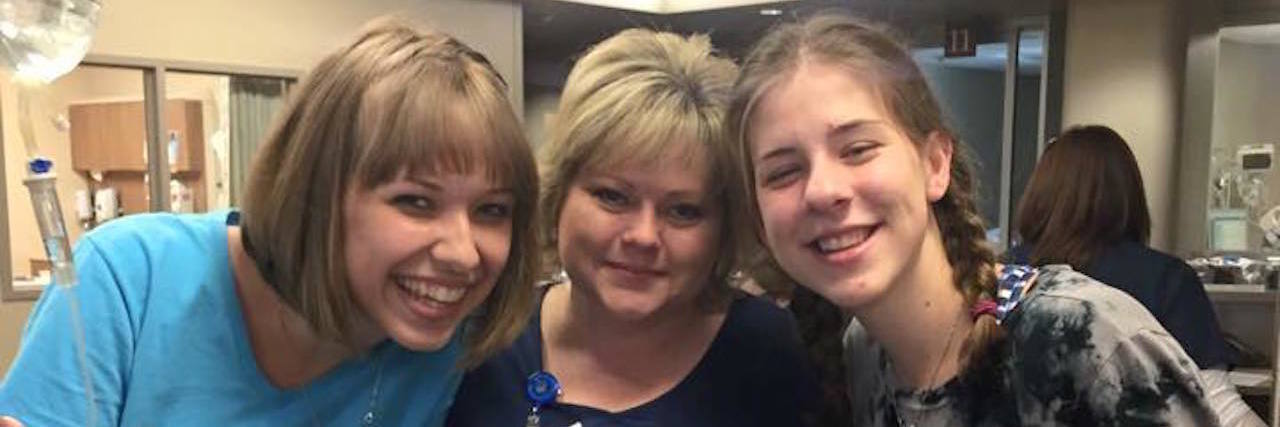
17, 85, 99, 426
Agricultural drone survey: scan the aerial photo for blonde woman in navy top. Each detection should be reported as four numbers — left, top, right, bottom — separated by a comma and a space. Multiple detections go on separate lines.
447, 28, 820, 427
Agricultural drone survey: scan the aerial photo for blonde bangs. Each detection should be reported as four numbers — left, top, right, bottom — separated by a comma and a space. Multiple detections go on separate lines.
569, 94, 721, 180
354, 68, 524, 189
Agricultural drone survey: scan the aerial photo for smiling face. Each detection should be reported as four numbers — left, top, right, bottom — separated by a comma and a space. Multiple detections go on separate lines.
342, 170, 514, 351
746, 60, 952, 310
555, 151, 723, 321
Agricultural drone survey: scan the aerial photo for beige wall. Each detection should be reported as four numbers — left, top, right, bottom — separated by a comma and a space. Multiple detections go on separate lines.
89, 0, 523, 107
524, 85, 561, 148
1062, 0, 1187, 252
1, 0, 522, 375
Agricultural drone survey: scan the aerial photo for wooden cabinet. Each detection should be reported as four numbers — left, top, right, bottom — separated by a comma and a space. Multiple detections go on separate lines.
68, 99, 207, 214
69, 99, 205, 173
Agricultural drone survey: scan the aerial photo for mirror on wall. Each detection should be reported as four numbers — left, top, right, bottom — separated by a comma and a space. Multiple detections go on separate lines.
1205, 23, 1280, 254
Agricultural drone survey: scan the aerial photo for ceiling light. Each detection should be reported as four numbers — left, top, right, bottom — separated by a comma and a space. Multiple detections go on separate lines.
759, 8, 782, 16
552, 0, 797, 14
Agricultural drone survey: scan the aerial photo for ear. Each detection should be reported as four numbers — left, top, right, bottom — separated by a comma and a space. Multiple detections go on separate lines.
924, 131, 953, 202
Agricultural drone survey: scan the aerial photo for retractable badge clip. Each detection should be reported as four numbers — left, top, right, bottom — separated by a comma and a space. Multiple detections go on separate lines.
525, 371, 561, 427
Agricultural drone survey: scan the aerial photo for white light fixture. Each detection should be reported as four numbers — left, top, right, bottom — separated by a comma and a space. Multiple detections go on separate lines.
759, 8, 782, 16
553, 0, 797, 14
1222, 23, 1280, 45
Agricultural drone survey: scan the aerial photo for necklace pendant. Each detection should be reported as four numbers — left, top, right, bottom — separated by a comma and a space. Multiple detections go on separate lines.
525, 413, 540, 427
362, 410, 376, 427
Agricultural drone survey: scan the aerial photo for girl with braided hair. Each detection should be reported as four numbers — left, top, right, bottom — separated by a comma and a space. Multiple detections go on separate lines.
729, 13, 1219, 426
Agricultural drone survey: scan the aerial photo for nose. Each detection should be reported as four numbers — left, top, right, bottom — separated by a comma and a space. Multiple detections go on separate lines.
803, 153, 853, 214
621, 205, 661, 252
429, 209, 482, 277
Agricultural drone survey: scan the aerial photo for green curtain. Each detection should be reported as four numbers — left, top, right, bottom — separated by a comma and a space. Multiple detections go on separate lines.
228, 76, 288, 206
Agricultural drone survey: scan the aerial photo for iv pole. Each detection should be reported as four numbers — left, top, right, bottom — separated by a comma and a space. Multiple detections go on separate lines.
2, 1, 103, 424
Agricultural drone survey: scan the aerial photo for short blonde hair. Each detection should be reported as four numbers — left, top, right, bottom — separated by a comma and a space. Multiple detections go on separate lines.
240, 18, 538, 366
539, 29, 742, 302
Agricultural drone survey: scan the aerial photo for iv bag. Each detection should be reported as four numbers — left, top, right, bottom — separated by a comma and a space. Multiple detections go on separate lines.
0, 0, 99, 84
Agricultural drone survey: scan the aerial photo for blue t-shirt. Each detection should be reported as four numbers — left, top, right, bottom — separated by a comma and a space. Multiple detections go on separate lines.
446, 287, 820, 427
0, 211, 464, 426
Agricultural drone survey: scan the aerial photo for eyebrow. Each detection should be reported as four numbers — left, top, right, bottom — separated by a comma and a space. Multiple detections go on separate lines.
758, 146, 797, 163
757, 119, 884, 162
406, 176, 443, 191
486, 188, 516, 197
406, 176, 513, 196
828, 119, 883, 138
586, 173, 707, 200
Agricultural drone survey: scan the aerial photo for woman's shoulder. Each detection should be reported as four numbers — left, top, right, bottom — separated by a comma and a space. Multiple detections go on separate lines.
1089, 241, 1189, 277
1005, 265, 1200, 383
68, 211, 241, 331
715, 293, 809, 356
73, 211, 235, 296
727, 292, 794, 328
1013, 265, 1167, 343
1001, 265, 1217, 425
80, 210, 233, 261
451, 312, 543, 400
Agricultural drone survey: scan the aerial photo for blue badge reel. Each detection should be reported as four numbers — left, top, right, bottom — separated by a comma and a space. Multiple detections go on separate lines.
525, 371, 561, 427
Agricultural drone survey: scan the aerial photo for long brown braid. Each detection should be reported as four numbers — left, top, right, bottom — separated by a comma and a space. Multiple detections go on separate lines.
933, 137, 1003, 366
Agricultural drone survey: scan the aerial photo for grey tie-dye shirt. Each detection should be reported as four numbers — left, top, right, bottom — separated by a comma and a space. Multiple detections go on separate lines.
844, 265, 1220, 427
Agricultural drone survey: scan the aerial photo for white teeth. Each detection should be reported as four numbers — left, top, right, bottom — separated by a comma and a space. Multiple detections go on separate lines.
425, 285, 465, 303
816, 229, 870, 253
396, 277, 467, 304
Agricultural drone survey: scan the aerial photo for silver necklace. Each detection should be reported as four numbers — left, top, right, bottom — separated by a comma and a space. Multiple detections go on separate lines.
361, 347, 387, 427
892, 313, 961, 427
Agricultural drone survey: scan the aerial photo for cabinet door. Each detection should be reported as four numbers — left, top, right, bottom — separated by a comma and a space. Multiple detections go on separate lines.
70, 100, 205, 173
107, 102, 147, 172
69, 103, 108, 171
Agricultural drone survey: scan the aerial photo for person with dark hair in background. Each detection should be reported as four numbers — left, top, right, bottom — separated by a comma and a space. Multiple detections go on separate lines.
1011, 124, 1263, 426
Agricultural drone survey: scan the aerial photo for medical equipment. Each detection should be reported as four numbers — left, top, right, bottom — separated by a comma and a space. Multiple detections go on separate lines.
1208, 144, 1280, 252
1, 0, 101, 424
3, 0, 100, 285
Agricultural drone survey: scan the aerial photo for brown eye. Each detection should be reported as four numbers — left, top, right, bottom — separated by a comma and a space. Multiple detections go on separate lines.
761, 164, 802, 188
839, 141, 878, 162
475, 202, 512, 219
393, 195, 435, 213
